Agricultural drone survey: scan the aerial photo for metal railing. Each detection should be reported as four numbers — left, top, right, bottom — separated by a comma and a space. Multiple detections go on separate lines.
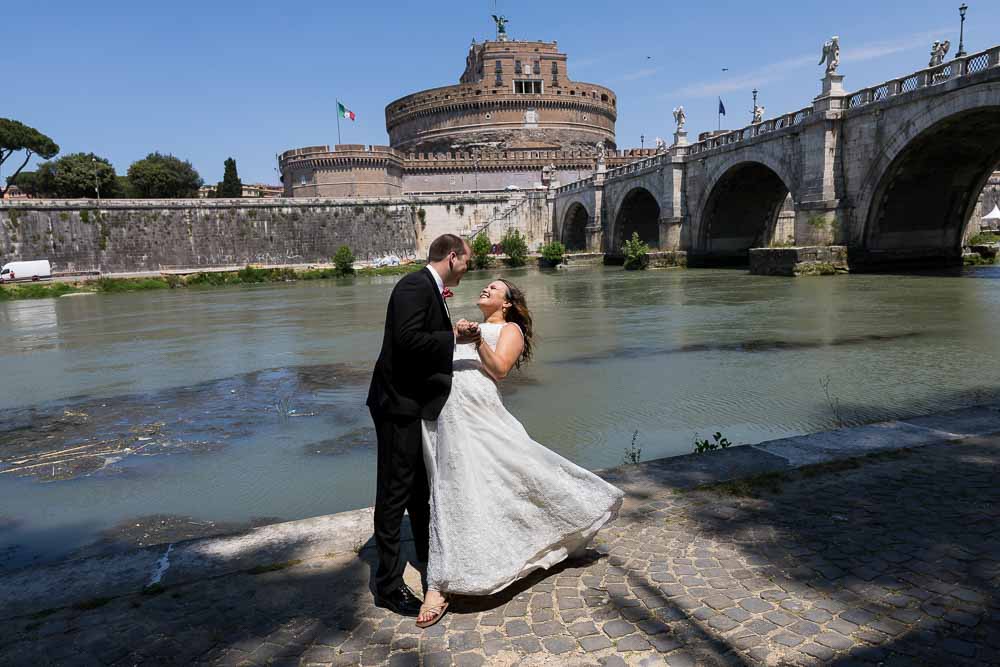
846, 45, 1000, 111
550, 43, 1000, 190
687, 106, 814, 157
467, 196, 530, 239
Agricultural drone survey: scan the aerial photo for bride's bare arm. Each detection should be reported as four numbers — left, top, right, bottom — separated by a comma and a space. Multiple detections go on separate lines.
476, 324, 524, 381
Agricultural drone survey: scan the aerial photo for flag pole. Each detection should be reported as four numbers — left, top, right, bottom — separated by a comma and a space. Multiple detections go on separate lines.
336, 99, 342, 145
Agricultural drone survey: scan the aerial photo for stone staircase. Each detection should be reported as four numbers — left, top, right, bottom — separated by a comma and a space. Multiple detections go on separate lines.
467, 196, 528, 240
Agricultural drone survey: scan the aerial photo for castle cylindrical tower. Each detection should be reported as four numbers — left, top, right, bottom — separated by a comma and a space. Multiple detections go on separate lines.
385, 40, 617, 155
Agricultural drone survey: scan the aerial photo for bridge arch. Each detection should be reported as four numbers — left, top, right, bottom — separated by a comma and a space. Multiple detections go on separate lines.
694, 159, 796, 266
611, 187, 660, 251
561, 202, 590, 251
855, 86, 1000, 268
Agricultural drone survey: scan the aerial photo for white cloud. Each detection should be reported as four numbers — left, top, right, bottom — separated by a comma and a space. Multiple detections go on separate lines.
667, 27, 950, 99
842, 29, 949, 64
671, 55, 813, 98
571, 56, 600, 70
622, 67, 659, 82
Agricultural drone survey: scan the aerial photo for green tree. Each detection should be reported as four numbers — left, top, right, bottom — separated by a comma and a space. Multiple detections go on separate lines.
500, 228, 528, 267
470, 232, 492, 270
333, 245, 355, 275
539, 241, 565, 267
217, 157, 242, 198
6, 171, 45, 197
36, 152, 117, 199
0, 119, 59, 197
623, 231, 650, 270
112, 175, 136, 198
127, 152, 203, 198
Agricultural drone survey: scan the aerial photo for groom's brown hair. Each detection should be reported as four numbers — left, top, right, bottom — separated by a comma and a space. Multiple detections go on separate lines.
427, 234, 468, 262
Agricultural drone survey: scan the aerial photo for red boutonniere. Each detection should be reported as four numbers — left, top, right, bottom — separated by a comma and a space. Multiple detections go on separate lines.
442, 288, 454, 299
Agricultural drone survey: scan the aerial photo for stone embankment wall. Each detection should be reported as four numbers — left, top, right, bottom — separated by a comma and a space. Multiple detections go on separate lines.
0, 193, 548, 275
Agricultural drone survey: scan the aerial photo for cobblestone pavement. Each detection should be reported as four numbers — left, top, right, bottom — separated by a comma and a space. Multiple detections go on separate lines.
2, 436, 999, 666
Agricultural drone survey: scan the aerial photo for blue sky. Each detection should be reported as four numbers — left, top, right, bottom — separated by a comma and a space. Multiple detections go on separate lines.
7, 1, 997, 185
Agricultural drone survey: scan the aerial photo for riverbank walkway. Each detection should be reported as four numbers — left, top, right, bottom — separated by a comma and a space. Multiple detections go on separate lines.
2, 407, 999, 665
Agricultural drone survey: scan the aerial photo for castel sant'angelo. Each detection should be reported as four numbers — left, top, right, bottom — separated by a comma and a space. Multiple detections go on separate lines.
278, 18, 656, 198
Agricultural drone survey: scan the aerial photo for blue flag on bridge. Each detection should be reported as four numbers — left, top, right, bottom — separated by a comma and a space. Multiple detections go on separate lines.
718, 98, 726, 116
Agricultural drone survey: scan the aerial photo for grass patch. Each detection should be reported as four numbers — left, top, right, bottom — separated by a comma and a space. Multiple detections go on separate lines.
968, 232, 1000, 245
247, 559, 302, 575
96, 277, 170, 293
694, 447, 917, 498
795, 261, 840, 276
0, 263, 425, 301
705, 471, 789, 497
73, 596, 113, 611
799, 458, 862, 477
356, 264, 422, 277
963, 253, 996, 266
0, 282, 82, 300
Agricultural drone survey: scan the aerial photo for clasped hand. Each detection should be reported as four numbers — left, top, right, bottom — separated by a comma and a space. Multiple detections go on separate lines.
455, 319, 481, 345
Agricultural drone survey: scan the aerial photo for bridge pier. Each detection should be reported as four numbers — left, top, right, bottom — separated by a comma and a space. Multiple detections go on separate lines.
659, 216, 683, 250
586, 224, 604, 253
749, 245, 848, 276
793, 201, 842, 246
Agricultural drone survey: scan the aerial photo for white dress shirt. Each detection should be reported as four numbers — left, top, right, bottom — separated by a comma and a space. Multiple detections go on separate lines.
426, 265, 450, 320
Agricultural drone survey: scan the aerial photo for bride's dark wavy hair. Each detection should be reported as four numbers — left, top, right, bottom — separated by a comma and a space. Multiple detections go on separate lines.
496, 278, 534, 368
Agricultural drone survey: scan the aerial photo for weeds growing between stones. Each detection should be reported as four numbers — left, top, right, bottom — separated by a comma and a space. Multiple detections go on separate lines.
247, 559, 303, 575
622, 430, 642, 465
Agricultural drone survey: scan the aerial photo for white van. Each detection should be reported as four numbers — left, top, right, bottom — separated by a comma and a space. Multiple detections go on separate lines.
0, 260, 52, 283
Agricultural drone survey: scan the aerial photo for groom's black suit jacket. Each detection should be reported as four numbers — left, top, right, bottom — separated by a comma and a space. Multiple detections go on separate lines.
366, 267, 455, 421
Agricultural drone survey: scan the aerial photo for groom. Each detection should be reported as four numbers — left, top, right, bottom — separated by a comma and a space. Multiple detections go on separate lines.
366, 233, 477, 616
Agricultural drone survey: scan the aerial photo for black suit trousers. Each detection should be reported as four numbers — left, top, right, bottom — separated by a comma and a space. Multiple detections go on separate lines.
371, 408, 430, 596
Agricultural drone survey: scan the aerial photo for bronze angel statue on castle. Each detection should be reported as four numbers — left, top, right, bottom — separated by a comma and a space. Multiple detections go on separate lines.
492, 15, 509, 40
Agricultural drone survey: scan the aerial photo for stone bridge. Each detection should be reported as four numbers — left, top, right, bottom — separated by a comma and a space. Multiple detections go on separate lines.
551, 44, 1000, 270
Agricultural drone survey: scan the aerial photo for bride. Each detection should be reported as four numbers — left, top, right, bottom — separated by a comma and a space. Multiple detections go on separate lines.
417, 278, 625, 627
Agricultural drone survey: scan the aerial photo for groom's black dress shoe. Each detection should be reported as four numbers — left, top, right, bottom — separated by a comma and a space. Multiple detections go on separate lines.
374, 585, 422, 617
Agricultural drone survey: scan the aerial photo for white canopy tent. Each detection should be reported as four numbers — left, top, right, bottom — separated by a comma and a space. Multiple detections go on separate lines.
984, 204, 1000, 221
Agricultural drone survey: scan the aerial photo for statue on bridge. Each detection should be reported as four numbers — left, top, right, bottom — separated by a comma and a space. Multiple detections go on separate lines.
819, 36, 840, 75
672, 106, 686, 131
752, 104, 765, 124
654, 136, 666, 151
595, 140, 607, 167
929, 40, 951, 67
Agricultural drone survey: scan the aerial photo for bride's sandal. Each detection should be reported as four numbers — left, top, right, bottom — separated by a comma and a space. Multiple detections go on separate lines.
415, 597, 449, 629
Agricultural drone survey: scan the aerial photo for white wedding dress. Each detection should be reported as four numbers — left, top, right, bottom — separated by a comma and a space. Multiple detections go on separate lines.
421, 322, 624, 595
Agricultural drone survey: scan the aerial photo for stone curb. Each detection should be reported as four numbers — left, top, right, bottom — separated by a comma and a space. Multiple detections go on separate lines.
3, 404, 999, 621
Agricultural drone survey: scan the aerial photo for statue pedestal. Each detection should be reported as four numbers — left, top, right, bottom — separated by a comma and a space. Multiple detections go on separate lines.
672, 130, 688, 147
813, 74, 846, 112
817, 73, 844, 98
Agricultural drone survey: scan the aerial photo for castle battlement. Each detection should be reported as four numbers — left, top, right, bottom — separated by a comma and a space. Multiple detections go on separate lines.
279, 29, 627, 197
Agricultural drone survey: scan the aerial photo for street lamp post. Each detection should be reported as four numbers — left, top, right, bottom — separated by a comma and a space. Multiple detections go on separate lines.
957, 3, 968, 58
752, 89, 758, 122
640, 134, 645, 150
92, 156, 101, 207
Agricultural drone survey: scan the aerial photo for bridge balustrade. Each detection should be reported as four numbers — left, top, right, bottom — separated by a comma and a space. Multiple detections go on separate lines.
552, 44, 999, 194
847, 45, 999, 111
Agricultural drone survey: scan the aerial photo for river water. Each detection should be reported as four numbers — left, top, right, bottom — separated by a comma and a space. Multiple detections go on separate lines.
3, 265, 1000, 570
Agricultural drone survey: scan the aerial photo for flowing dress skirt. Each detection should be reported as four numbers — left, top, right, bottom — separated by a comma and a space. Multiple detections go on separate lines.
422, 324, 624, 595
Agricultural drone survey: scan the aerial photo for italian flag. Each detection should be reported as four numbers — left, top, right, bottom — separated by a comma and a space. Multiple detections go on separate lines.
338, 102, 356, 121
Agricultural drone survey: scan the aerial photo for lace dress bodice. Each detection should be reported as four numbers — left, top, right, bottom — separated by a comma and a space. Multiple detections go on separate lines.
453, 321, 508, 360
